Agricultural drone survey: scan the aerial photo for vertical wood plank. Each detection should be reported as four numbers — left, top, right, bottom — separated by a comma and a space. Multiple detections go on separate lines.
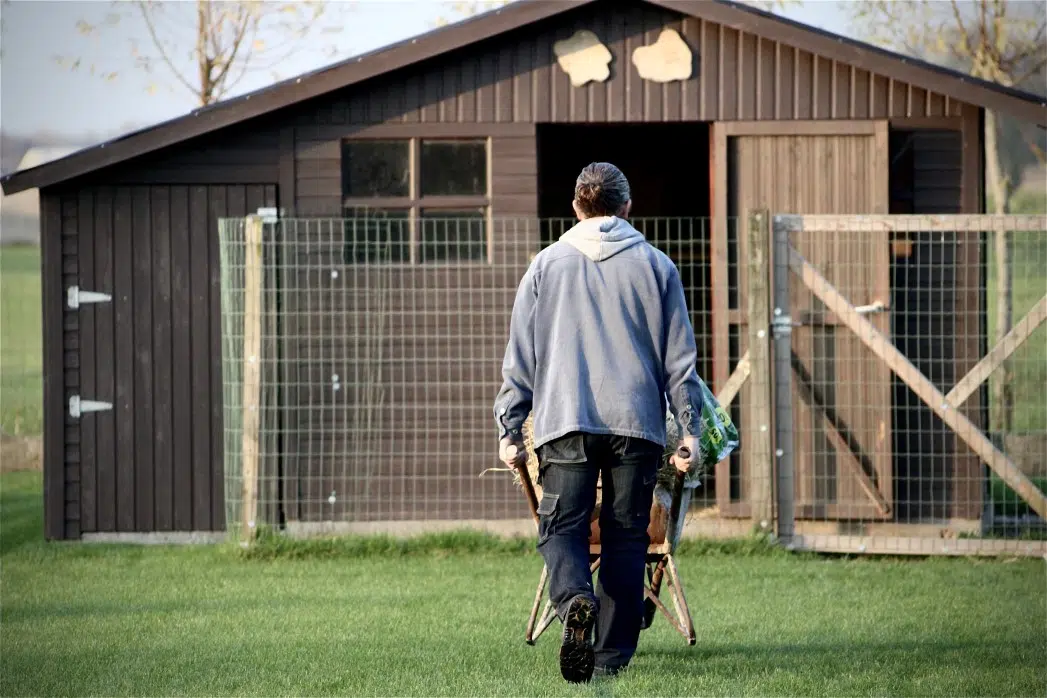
132, 187, 154, 531
240, 214, 264, 542
169, 186, 193, 530
514, 39, 533, 122
954, 104, 984, 518
625, 9, 644, 122
189, 185, 212, 529
711, 124, 732, 512
495, 44, 514, 122
78, 190, 97, 533
151, 187, 174, 531
113, 188, 136, 532
532, 31, 552, 123
478, 49, 497, 122
457, 54, 478, 123
209, 186, 230, 530
93, 188, 116, 532
40, 195, 66, 539
747, 210, 773, 529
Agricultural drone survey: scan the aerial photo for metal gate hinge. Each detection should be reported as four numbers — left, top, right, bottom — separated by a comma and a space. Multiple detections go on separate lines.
67, 286, 112, 309
771, 316, 794, 337
69, 395, 113, 419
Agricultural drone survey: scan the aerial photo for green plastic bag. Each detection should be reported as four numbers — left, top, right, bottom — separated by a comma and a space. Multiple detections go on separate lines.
683, 378, 740, 488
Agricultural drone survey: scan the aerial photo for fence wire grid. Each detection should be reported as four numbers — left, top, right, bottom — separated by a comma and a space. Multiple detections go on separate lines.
775, 213, 1046, 555
218, 212, 1046, 555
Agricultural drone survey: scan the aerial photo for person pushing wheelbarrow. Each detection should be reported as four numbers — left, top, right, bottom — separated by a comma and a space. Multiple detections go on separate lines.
493, 162, 717, 683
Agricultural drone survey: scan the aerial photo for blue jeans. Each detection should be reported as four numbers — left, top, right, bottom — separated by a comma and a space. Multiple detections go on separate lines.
535, 432, 661, 671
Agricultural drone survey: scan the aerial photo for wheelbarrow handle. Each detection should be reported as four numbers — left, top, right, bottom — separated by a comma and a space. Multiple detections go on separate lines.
668, 445, 691, 539
506, 444, 541, 528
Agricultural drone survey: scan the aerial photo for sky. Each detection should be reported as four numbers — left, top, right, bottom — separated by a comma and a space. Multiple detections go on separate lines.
0, 0, 854, 143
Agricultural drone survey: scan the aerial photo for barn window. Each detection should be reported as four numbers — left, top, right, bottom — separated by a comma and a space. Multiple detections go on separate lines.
342, 140, 410, 198
419, 140, 487, 197
341, 137, 490, 265
419, 208, 487, 263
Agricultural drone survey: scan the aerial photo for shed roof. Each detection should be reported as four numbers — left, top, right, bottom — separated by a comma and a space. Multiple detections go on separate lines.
3, 0, 1045, 195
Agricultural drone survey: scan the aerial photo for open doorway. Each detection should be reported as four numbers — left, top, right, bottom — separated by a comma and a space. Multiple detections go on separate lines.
536, 123, 711, 227
535, 120, 713, 369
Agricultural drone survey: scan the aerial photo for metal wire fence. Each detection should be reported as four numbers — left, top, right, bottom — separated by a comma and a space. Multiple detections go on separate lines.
775, 213, 1047, 555
218, 212, 1046, 555
218, 215, 728, 539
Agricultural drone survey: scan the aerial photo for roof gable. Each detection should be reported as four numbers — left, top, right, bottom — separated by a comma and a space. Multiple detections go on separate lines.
3, 0, 1044, 195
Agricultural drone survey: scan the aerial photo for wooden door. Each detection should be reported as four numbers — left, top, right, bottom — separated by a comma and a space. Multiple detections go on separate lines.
721, 121, 893, 521
76, 184, 277, 534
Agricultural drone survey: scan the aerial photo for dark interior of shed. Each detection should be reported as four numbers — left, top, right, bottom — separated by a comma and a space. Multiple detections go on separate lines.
888, 128, 974, 522
535, 123, 712, 225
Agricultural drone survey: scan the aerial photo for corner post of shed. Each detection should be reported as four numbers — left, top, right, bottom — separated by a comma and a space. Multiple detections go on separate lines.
746, 208, 774, 533
240, 214, 264, 544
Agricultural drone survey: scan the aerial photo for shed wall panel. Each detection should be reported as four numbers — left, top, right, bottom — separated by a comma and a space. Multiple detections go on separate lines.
288, 3, 959, 130
68, 184, 276, 535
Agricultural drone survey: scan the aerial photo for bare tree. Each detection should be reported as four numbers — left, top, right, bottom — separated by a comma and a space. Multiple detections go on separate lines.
56, 0, 352, 107
848, 0, 1046, 432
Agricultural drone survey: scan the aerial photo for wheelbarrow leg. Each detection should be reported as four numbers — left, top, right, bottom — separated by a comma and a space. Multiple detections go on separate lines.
525, 564, 549, 645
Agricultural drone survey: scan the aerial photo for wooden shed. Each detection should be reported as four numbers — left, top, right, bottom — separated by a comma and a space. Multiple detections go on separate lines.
4, 0, 1045, 540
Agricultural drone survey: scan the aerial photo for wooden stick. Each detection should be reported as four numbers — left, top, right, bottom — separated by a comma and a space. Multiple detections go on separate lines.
791, 353, 891, 517
643, 585, 687, 638
795, 214, 1047, 234
525, 565, 549, 645
507, 444, 541, 529
747, 210, 774, 528
666, 554, 696, 645
717, 350, 751, 408
240, 215, 264, 543
946, 294, 1047, 408
789, 246, 1047, 521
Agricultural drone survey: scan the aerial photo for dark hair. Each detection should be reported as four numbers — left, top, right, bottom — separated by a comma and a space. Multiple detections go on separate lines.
574, 162, 631, 218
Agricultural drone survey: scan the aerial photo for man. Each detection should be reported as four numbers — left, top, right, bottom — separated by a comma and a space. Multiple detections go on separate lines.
493, 162, 707, 683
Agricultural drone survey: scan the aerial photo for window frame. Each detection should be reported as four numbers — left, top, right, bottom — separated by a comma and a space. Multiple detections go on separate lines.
341, 136, 493, 265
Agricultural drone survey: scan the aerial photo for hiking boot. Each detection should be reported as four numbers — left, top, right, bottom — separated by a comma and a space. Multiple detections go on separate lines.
559, 595, 596, 683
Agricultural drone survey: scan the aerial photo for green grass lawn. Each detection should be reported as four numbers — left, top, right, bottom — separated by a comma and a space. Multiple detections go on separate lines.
0, 245, 42, 436
2, 472, 1045, 697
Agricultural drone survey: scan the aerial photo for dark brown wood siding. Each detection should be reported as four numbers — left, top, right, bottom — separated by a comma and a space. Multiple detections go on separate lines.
56, 184, 276, 537
281, 219, 535, 523
72, 123, 281, 187
286, 2, 962, 133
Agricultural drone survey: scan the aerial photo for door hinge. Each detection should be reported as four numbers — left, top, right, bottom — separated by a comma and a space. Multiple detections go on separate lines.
256, 207, 282, 223
69, 395, 113, 419
67, 285, 112, 309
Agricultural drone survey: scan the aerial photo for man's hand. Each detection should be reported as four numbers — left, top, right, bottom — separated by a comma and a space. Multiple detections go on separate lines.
669, 435, 700, 473
499, 437, 527, 469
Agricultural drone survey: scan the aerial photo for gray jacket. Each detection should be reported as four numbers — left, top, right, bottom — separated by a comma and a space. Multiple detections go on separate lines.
494, 215, 706, 450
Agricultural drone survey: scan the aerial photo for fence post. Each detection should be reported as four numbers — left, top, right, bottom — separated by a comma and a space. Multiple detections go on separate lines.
240, 214, 264, 545
772, 215, 796, 542
747, 209, 774, 532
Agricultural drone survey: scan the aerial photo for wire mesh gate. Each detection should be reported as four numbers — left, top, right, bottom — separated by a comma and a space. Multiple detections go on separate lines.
767, 212, 1047, 556
218, 212, 1047, 556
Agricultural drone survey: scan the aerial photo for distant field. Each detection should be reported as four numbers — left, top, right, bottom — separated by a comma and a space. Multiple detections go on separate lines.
0, 245, 42, 437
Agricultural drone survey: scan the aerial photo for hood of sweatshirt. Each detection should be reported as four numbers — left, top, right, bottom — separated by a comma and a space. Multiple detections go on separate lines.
559, 215, 647, 262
